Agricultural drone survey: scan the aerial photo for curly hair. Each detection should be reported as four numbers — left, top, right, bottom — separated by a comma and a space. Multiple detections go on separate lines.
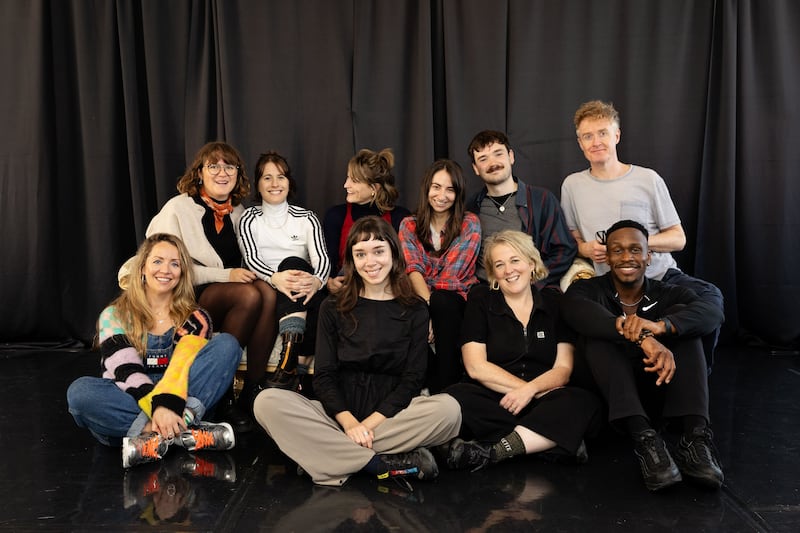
176, 142, 250, 206
573, 100, 620, 131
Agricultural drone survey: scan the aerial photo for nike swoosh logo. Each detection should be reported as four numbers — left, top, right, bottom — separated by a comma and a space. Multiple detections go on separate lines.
641, 302, 658, 311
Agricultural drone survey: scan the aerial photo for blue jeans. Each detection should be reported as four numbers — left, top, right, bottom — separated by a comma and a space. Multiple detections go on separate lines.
67, 333, 241, 446
661, 268, 724, 373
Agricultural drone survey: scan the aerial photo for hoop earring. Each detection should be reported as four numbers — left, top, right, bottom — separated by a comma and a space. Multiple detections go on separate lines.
490, 280, 500, 291
141, 274, 146, 284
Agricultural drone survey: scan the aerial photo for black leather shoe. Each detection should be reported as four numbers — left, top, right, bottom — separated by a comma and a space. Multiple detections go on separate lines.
265, 368, 300, 391
216, 399, 254, 434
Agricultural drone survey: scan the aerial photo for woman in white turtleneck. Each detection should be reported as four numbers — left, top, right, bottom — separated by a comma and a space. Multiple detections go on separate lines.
238, 152, 330, 394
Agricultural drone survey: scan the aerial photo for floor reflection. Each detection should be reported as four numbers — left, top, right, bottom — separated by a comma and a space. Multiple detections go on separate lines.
120, 450, 236, 527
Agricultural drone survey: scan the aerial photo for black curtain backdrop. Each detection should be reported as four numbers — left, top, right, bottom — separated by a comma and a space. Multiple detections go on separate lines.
1, 0, 797, 349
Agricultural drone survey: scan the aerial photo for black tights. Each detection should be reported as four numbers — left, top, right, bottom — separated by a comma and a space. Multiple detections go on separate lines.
199, 280, 277, 383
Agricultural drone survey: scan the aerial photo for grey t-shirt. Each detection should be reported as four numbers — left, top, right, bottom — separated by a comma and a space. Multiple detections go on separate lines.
560, 165, 681, 280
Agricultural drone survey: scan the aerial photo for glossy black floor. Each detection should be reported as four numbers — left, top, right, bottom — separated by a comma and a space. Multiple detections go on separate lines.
0, 343, 797, 532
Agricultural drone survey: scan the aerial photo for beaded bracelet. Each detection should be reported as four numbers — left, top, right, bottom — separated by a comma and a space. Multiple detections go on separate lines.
635, 329, 654, 346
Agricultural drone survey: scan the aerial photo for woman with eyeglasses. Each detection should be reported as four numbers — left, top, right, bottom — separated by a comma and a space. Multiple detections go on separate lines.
129, 142, 278, 433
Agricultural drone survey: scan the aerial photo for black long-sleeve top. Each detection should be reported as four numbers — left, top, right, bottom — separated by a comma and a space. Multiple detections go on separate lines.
561, 273, 723, 340
313, 296, 429, 421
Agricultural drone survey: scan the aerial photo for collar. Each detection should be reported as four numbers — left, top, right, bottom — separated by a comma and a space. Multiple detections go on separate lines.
600, 273, 656, 306
485, 283, 553, 319
262, 200, 289, 217
474, 176, 528, 208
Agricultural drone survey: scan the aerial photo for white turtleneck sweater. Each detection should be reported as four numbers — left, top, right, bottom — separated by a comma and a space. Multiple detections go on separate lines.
238, 201, 330, 284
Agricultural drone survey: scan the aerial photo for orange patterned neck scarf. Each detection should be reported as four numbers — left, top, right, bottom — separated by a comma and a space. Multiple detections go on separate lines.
199, 189, 234, 233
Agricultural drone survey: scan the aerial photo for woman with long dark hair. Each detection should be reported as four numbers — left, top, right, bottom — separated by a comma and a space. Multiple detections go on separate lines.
398, 159, 481, 392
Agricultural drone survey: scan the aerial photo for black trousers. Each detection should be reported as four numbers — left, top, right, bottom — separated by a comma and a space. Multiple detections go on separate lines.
584, 335, 710, 425
427, 289, 467, 393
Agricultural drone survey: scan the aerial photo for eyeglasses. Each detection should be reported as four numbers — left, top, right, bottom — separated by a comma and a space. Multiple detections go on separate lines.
578, 130, 611, 144
595, 230, 607, 244
204, 164, 238, 176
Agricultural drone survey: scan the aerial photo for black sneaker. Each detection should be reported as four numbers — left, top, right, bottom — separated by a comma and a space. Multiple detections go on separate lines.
672, 427, 724, 489
632, 429, 682, 491
377, 448, 439, 491
446, 438, 492, 471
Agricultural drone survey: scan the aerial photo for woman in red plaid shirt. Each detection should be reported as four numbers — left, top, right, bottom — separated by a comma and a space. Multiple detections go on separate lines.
399, 159, 481, 392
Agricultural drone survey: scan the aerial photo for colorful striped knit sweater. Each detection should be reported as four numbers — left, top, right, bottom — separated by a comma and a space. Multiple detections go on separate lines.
98, 306, 212, 417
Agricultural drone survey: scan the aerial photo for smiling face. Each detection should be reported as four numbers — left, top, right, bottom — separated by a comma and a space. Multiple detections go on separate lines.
472, 142, 515, 187
576, 117, 621, 167
142, 241, 182, 296
258, 161, 290, 205
489, 242, 535, 296
351, 237, 393, 291
428, 169, 456, 214
605, 226, 651, 286
344, 172, 375, 205
200, 158, 238, 201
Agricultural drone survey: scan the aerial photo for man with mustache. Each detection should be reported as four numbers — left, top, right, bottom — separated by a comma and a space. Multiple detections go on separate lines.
561, 219, 724, 492
560, 100, 723, 372
467, 130, 577, 290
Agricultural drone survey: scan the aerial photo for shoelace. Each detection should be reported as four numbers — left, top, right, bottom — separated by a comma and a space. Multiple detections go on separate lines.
686, 433, 723, 468
377, 466, 419, 492
466, 447, 491, 473
638, 434, 668, 464
190, 429, 216, 450
140, 436, 162, 459
191, 458, 216, 477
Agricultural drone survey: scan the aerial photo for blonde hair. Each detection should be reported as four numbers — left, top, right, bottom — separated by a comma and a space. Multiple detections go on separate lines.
112, 234, 197, 354
573, 100, 620, 131
483, 230, 548, 288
